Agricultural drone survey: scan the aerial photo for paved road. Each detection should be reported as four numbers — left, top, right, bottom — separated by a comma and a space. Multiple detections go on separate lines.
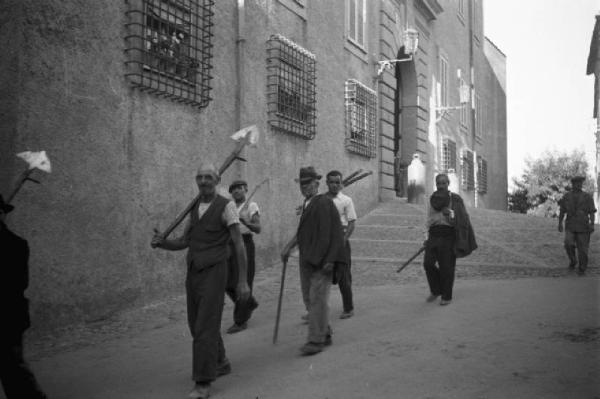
11, 265, 600, 399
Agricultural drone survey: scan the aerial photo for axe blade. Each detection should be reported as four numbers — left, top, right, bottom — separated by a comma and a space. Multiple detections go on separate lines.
17, 151, 52, 173
231, 125, 260, 147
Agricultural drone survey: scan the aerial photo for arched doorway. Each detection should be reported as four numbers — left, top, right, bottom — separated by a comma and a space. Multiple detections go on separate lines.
393, 47, 418, 197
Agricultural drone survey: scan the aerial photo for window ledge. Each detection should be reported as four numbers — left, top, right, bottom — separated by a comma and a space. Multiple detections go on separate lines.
344, 38, 368, 64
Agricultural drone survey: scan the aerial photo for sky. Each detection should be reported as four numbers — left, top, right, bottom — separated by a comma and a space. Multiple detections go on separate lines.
484, 0, 599, 187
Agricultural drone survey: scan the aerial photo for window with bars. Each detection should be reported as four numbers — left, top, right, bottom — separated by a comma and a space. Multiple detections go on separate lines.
441, 138, 457, 172
345, 79, 377, 157
439, 55, 449, 107
125, 0, 214, 108
461, 149, 475, 191
266, 34, 316, 140
477, 156, 488, 194
347, 0, 366, 47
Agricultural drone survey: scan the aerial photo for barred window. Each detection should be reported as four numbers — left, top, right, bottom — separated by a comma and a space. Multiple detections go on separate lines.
477, 156, 488, 194
345, 79, 377, 157
267, 34, 316, 140
125, 0, 214, 108
441, 138, 457, 172
461, 149, 475, 191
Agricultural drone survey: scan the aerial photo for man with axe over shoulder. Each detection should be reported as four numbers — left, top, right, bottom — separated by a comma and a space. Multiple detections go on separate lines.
151, 162, 250, 399
280, 166, 345, 356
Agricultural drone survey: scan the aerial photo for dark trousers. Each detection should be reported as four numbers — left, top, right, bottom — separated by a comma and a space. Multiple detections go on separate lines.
564, 230, 591, 271
423, 233, 457, 301
226, 234, 258, 325
186, 261, 228, 383
336, 239, 353, 312
0, 332, 46, 399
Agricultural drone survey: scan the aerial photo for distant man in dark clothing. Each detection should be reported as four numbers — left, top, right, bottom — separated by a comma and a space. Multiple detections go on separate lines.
558, 176, 596, 275
225, 180, 260, 334
151, 163, 250, 399
325, 170, 357, 319
423, 174, 477, 306
0, 195, 47, 399
281, 166, 344, 356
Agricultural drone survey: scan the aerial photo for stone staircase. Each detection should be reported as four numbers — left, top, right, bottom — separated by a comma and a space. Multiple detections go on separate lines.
348, 198, 600, 286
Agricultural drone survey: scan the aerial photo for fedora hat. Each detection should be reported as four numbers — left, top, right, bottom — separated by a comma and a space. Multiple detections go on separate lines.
0, 194, 14, 213
295, 166, 322, 184
570, 175, 585, 183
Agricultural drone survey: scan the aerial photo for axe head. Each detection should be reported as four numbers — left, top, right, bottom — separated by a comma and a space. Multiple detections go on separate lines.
17, 151, 52, 173
231, 125, 260, 147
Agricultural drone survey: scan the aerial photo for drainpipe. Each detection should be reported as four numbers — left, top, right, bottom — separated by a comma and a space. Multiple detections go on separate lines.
468, 0, 477, 207
235, 0, 246, 176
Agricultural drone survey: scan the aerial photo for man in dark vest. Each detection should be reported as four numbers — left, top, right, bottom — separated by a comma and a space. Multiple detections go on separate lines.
558, 175, 596, 275
423, 174, 477, 306
152, 162, 250, 399
0, 195, 47, 399
281, 166, 345, 356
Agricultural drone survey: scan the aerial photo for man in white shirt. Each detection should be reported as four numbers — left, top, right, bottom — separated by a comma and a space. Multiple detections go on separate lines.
225, 180, 261, 333
325, 170, 357, 319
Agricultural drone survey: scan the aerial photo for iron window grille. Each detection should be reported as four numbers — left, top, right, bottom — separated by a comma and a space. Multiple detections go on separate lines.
345, 79, 377, 158
477, 156, 488, 194
125, 0, 214, 108
267, 34, 317, 140
439, 55, 449, 107
461, 149, 475, 191
441, 138, 457, 172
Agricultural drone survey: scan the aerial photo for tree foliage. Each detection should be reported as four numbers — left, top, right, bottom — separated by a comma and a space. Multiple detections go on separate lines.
508, 149, 595, 217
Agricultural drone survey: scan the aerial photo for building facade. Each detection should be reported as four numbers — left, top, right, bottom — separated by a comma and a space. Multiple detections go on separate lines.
0, 0, 506, 330
587, 13, 600, 211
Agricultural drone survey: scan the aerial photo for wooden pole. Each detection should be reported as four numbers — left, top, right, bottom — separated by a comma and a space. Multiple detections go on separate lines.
272, 259, 288, 344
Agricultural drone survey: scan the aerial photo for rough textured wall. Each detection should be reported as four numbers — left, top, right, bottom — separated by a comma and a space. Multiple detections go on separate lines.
2, 0, 381, 332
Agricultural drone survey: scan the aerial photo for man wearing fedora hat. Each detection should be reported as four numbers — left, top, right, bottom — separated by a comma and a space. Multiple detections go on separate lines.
281, 166, 345, 356
0, 195, 47, 398
558, 175, 596, 275
225, 180, 260, 334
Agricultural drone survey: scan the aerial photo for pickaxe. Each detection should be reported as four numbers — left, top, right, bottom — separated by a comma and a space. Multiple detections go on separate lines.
343, 170, 373, 187
155, 125, 260, 240
7, 151, 52, 204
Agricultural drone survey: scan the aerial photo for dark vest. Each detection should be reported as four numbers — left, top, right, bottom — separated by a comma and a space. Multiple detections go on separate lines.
186, 195, 231, 270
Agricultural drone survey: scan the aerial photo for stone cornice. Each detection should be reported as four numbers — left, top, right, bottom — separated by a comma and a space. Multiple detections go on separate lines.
413, 0, 443, 22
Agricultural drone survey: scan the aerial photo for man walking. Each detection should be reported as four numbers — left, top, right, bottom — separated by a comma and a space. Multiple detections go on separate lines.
423, 174, 477, 306
151, 163, 250, 399
558, 175, 596, 275
325, 170, 357, 319
225, 180, 260, 334
0, 195, 47, 399
281, 166, 344, 356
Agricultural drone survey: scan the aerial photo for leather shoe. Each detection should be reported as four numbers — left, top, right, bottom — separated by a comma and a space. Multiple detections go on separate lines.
216, 360, 231, 377
226, 322, 247, 334
340, 310, 354, 319
300, 342, 324, 356
440, 299, 452, 306
189, 383, 210, 399
426, 294, 440, 303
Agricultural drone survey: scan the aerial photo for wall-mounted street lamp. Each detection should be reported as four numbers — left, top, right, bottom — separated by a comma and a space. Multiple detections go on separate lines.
376, 28, 419, 76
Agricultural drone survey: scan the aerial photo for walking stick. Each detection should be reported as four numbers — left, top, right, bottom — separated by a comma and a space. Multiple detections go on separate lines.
396, 246, 425, 273
273, 259, 288, 344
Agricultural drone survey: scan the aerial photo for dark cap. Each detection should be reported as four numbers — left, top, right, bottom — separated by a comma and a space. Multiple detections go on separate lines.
570, 176, 585, 183
295, 166, 322, 184
228, 180, 248, 193
0, 194, 14, 213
